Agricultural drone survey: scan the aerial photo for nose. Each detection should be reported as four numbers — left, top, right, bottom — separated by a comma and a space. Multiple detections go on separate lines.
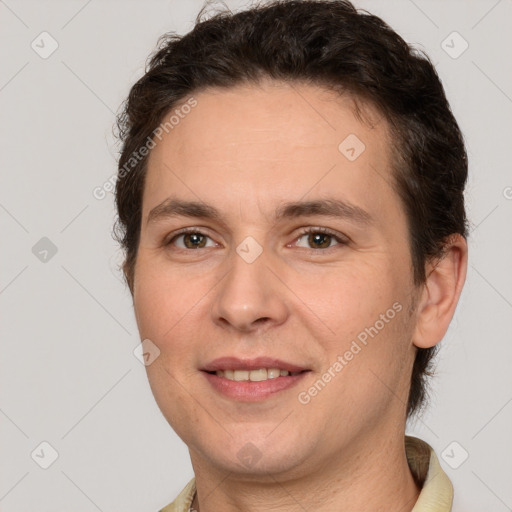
211, 246, 289, 333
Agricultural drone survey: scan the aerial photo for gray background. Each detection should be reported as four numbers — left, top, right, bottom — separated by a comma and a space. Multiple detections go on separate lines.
0, 0, 510, 510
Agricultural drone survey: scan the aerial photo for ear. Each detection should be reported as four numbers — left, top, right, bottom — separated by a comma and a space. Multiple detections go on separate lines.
123, 259, 135, 297
413, 234, 468, 349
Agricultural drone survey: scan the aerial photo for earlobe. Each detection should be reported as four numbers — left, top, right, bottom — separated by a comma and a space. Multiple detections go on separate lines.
413, 234, 468, 349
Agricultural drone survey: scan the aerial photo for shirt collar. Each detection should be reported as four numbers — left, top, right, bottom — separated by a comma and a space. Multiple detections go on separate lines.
408, 436, 454, 511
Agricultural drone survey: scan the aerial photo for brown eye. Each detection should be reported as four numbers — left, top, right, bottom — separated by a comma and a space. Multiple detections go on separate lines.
307, 232, 333, 249
295, 229, 344, 250
170, 231, 216, 249
183, 233, 207, 248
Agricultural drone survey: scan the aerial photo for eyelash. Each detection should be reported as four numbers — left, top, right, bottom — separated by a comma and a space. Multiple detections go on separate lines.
165, 226, 349, 251
294, 226, 349, 249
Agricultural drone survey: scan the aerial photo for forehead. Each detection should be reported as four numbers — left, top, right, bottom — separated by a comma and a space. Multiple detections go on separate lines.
143, 80, 397, 222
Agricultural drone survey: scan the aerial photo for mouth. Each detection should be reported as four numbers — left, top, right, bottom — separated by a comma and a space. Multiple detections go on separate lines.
209, 368, 303, 381
201, 357, 311, 401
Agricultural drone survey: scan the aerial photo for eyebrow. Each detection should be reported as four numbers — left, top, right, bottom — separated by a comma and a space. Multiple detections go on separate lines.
146, 197, 373, 226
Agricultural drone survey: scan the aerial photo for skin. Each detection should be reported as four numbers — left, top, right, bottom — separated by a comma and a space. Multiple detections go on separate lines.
131, 79, 467, 512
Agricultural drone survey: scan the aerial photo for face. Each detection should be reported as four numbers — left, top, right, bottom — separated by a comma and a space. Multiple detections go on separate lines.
133, 80, 419, 478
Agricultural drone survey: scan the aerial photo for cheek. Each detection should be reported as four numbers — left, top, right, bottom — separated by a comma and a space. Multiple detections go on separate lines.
133, 260, 207, 429
300, 302, 414, 434
300, 259, 414, 388
133, 255, 207, 341
299, 258, 404, 339
132, 255, 217, 396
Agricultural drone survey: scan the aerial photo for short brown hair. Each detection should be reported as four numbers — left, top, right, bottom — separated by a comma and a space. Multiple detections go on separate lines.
114, 0, 468, 417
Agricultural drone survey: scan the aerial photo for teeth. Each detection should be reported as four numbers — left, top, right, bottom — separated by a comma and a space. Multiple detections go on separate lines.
233, 370, 249, 381
249, 369, 267, 382
214, 368, 297, 381
267, 368, 281, 379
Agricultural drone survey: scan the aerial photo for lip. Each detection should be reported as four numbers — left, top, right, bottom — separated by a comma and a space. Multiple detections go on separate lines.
203, 371, 309, 401
201, 356, 307, 373
201, 357, 310, 402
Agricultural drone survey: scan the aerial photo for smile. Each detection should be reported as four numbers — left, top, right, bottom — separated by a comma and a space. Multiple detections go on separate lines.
201, 357, 310, 401
212, 368, 303, 381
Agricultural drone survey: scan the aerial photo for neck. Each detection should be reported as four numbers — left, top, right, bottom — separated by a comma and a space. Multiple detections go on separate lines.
189, 431, 420, 512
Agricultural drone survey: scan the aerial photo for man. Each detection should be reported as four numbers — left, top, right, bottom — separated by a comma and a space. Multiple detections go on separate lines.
114, 1, 468, 510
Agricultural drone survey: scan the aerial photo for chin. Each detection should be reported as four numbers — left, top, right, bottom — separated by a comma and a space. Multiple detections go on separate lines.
188, 426, 318, 478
